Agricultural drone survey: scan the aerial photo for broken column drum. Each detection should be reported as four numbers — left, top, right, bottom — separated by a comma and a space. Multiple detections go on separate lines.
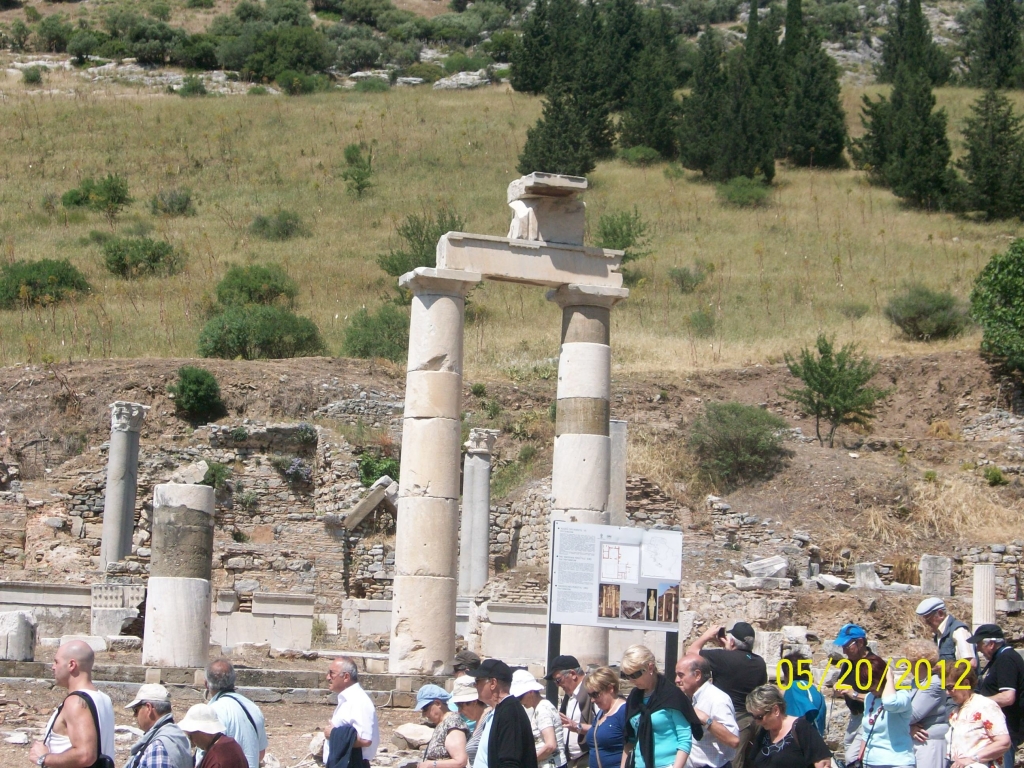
389, 267, 481, 675
972, 564, 996, 629
459, 428, 499, 597
142, 483, 214, 668
100, 401, 150, 571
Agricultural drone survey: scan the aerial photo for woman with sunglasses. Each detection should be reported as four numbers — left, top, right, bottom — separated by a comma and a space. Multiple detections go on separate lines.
744, 685, 831, 768
621, 645, 703, 768
576, 667, 627, 768
859, 656, 915, 768
946, 666, 1010, 768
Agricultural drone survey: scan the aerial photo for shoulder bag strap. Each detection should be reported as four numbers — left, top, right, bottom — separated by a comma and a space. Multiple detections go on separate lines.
221, 693, 260, 737
68, 691, 103, 764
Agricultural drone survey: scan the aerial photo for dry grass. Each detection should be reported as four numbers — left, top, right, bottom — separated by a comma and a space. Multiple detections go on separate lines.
627, 425, 701, 499
909, 473, 1023, 541
1, 72, 1023, 375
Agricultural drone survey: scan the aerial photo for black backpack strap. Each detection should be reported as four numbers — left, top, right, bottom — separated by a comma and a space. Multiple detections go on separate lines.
220, 693, 260, 738
68, 691, 103, 764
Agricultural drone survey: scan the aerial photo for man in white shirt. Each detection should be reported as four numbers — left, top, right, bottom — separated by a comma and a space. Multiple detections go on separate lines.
547, 656, 593, 768
324, 657, 379, 766
203, 659, 268, 768
916, 597, 977, 668
676, 655, 740, 768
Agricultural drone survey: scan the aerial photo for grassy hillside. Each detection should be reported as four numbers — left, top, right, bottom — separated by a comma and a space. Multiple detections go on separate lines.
0, 75, 1023, 376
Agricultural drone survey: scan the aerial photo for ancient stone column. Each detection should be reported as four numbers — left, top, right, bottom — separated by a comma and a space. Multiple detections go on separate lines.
972, 564, 996, 629
548, 283, 628, 667
142, 483, 214, 667
609, 420, 628, 527
390, 267, 481, 675
459, 429, 499, 596
100, 401, 150, 571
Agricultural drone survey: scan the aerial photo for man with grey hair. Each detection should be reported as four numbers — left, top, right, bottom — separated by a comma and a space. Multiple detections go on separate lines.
202, 659, 267, 768
124, 684, 192, 768
687, 623, 766, 768
971, 624, 1024, 768
675, 655, 740, 768
324, 657, 379, 767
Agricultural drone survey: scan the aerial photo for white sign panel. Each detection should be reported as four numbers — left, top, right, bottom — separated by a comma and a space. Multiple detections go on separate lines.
549, 522, 682, 632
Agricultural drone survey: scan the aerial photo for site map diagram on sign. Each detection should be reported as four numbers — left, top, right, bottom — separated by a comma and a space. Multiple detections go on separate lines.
549, 522, 682, 632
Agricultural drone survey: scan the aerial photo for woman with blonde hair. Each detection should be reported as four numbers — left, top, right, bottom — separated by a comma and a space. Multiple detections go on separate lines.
577, 667, 627, 768
744, 685, 831, 768
903, 641, 949, 768
620, 645, 703, 768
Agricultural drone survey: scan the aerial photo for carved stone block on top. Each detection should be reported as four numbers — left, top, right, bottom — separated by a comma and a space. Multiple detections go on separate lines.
507, 173, 587, 246
110, 401, 150, 433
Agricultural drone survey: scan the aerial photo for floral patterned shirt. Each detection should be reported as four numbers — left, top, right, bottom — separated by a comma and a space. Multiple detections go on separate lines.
947, 694, 1009, 768
424, 712, 470, 762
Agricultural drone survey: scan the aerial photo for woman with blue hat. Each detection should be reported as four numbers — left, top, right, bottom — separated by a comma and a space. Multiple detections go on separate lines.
415, 684, 469, 768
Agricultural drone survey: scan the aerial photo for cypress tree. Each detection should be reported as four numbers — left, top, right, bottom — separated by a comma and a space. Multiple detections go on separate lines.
968, 0, 1024, 88
850, 91, 893, 182
517, 76, 596, 177
619, 43, 680, 158
784, 32, 848, 167
746, 0, 787, 156
679, 27, 726, 176
715, 46, 777, 182
575, 0, 615, 158
782, 0, 804, 71
878, 0, 950, 84
958, 89, 1024, 219
600, 0, 646, 110
510, 0, 550, 94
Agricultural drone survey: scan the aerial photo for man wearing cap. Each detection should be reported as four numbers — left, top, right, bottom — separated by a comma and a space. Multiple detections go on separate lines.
687, 622, 767, 768
547, 656, 593, 768
675, 655, 740, 768
324, 657, 379, 768
916, 598, 976, 667
179, 704, 247, 768
970, 624, 1024, 768
455, 651, 483, 678
124, 684, 192, 768
830, 624, 884, 766
467, 659, 538, 768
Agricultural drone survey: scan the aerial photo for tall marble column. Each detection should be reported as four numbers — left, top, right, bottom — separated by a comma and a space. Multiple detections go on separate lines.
548, 283, 628, 667
459, 428, 499, 596
100, 401, 150, 571
142, 483, 214, 667
389, 267, 481, 675
972, 564, 996, 629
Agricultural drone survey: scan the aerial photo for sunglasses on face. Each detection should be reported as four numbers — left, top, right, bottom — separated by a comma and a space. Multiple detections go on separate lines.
623, 668, 646, 680
752, 710, 772, 722
586, 690, 601, 697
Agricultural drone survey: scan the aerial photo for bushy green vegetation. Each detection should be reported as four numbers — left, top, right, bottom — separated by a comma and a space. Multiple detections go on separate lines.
342, 303, 409, 362
669, 260, 715, 293
22, 66, 42, 85
177, 75, 208, 96
168, 366, 225, 419
198, 304, 326, 359
884, 284, 969, 340
0, 259, 90, 309
376, 208, 466, 278
249, 210, 308, 240
357, 452, 400, 485
150, 188, 196, 217
971, 238, 1024, 373
103, 237, 183, 279
689, 401, 789, 489
61, 175, 133, 225
341, 143, 375, 196
716, 176, 770, 207
216, 263, 299, 308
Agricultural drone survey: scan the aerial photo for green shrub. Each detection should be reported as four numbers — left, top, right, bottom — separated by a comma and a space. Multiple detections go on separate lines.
971, 238, 1024, 372
377, 207, 465, 277
231, 426, 249, 441
358, 452, 400, 485
716, 176, 770, 207
470, 383, 487, 397
669, 260, 715, 294
103, 237, 182, 279
61, 174, 132, 224
295, 422, 317, 445
689, 309, 716, 337
984, 465, 1008, 486
443, 52, 490, 73
518, 444, 537, 463
22, 66, 42, 85
177, 74, 207, 96
484, 399, 502, 418
248, 85, 269, 95
275, 69, 328, 94
595, 207, 650, 266
688, 401, 789, 489
249, 210, 307, 240
923, 470, 938, 482
216, 263, 298, 308
198, 305, 326, 359
150, 188, 195, 217
341, 142, 374, 196
884, 284, 969, 340
0, 259, 90, 309
203, 461, 232, 488
354, 77, 390, 92
839, 301, 870, 320
187, 0, 216, 8
617, 146, 661, 166
67, 31, 99, 64
341, 303, 409, 362
402, 62, 444, 82
168, 366, 226, 419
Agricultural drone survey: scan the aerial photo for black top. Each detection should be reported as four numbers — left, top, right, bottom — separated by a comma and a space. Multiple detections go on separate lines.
624, 674, 704, 768
700, 649, 768, 714
487, 693, 539, 768
750, 717, 832, 768
837, 652, 884, 716
978, 645, 1024, 740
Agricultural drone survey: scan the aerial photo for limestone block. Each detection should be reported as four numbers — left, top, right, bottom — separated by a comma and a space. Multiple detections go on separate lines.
782, 626, 808, 644
552, 434, 610, 513
393, 723, 434, 749
60, 634, 107, 652
743, 555, 789, 578
407, 290, 468, 374
754, 631, 784, 679
507, 173, 588, 202
153, 483, 215, 514
556, 343, 611, 400
142, 577, 211, 668
169, 461, 209, 485
394, 496, 459, 578
144, 668, 161, 684
404, 371, 462, 419
388, 574, 456, 675
854, 563, 885, 590
816, 575, 850, 592
397, 417, 462, 500
507, 197, 586, 246
0, 611, 37, 661
919, 555, 952, 597
734, 577, 792, 591
91, 607, 137, 637
106, 637, 142, 651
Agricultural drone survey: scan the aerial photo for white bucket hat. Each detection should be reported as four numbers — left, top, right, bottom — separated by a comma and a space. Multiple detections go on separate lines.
510, 669, 544, 698
178, 704, 224, 735
451, 676, 481, 704
126, 683, 171, 710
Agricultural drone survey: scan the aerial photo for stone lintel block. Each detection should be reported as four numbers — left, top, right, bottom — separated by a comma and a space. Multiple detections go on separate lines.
438, 234, 623, 290
398, 267, 481, 297
507, 172, 588, 202
555, 398, 610, 437
507, 198, 586, 246
394, 497, 458, 578
547, 283, 629, 311
407, 292, 468, 374
742, 555, 789, 579
398, 417, 462, 500
405, 371, 461, 419
251, 593, 316, 617
556, 342, 611, 400
389, 574, 456, 675
464, 428, 499, 456
110, 401, 150, 433
552, 433, 610, 513
153, 484, 215, 516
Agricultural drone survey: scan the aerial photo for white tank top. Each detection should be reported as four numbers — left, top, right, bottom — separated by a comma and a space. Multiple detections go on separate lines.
45, 689, 116, 760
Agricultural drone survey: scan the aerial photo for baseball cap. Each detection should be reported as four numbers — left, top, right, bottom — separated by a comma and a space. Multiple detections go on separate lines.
834, 623, 867, 647
728, 622, 756, 646
510, 670, 545, 698
414, 684, 453, 711
454, 650, 481, 672
178, 704, 224, 735
465, 658, 513, 683
967, 624, 1005, 644
544, 654, 581, 680
126, 683, 171, 710
451, 676, 481, 704
916, 597, 946, 616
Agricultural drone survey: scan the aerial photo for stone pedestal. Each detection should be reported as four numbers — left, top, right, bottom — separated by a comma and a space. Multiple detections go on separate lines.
548, 284, 628, 666
919, 555, 952, 597
390, 267, 481, 675
459, 429, 499, 597
972, 564, 996, 629
142, 483, 214, 667
100, 402, 149, 571
608, 420, 628, 527
0, 611, 37, 661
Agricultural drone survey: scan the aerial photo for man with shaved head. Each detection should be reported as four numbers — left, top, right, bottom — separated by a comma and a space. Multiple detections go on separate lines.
30, 640, 116, 768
